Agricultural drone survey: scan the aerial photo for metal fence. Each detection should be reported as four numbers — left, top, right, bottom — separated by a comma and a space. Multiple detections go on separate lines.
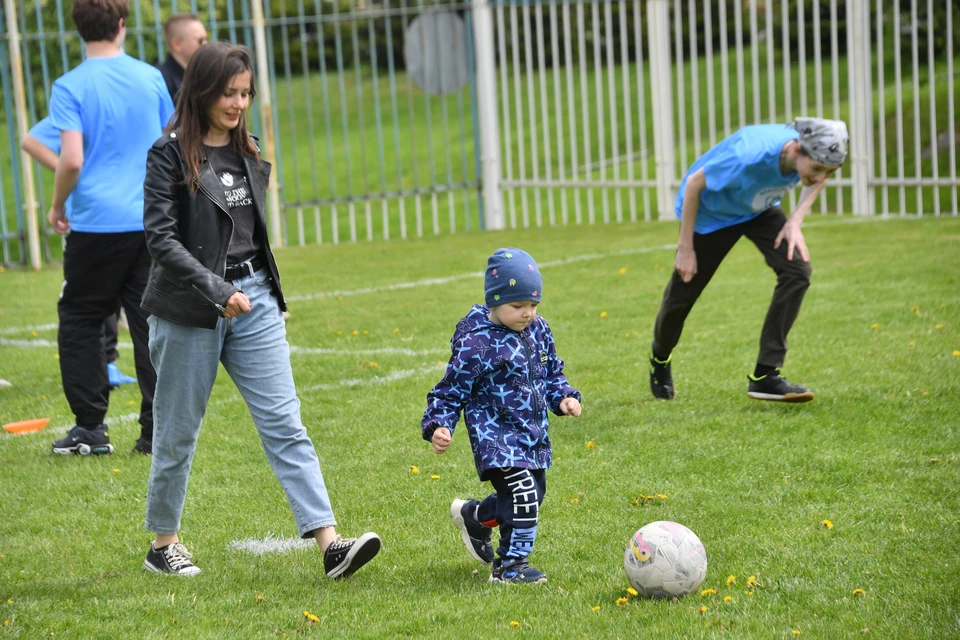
1, 0, 958, 269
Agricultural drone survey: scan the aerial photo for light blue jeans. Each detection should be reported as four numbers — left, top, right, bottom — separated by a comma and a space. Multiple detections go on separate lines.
145, 268, 336, 538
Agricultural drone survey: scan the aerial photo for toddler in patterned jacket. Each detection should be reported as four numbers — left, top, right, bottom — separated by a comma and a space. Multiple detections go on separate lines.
422, 247, 582, 584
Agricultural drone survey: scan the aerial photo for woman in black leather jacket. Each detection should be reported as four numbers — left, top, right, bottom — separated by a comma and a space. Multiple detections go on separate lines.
140, 42, 380, 578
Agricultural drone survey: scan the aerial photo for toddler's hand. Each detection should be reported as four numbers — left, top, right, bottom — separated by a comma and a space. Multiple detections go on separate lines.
559, 397, 582, 417
432, 427, 452, 454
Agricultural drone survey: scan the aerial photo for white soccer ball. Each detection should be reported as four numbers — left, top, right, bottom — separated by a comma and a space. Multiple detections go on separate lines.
623, 521, 708, 599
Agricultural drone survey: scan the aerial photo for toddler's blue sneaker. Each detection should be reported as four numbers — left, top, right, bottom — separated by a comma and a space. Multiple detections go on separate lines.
108, 362, 137, 388
451, 499, 494, 564
489, 558, 547, 584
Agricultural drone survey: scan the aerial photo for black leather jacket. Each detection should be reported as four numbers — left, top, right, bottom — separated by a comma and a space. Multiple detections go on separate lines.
141, 131, 287, 329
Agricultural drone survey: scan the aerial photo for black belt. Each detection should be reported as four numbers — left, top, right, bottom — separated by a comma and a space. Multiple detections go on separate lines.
224, 257, 265, 281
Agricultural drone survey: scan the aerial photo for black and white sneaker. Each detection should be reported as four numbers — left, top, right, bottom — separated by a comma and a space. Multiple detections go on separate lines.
649, 351, 675, 400
144, 542, 202, 576
132, 435, 152, 455
323, 533, 381, 579
451, 499, 494, 564
489, 558, 548, 585
748, 370, 814, 402
52, 424, 114, 455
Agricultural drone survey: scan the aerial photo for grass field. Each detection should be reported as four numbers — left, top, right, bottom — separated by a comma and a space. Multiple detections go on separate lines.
1, 216, 958, 637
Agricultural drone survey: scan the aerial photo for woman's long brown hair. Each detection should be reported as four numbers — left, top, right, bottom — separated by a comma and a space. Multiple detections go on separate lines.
166, 42, 260, 188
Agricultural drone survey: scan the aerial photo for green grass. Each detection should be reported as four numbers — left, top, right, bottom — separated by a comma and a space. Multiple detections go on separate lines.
1, 216, 959, 637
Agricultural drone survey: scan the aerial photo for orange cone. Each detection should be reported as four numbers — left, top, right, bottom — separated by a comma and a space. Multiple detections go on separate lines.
2, 418, 51, 435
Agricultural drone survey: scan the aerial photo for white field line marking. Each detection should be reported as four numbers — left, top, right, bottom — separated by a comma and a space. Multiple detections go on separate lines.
0, 338, 60, 348
289, 345, 445, 357
302, 364, 444, 392
229, 535, 315, 555
0, 322, 59, 336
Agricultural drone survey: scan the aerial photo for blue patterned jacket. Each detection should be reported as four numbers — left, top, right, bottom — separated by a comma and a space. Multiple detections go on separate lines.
422, 304, 581, 480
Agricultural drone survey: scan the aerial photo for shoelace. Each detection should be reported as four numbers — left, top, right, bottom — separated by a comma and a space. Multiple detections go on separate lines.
327, 536, 353, 553
162, 543, 195, 570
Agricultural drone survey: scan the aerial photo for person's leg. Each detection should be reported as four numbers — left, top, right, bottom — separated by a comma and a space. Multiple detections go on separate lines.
144, 314, 222, 540
743, 207, 813, 371
102, 310, 119, 365
451, 495, 495, 564
485, 468, 547, 584
118, 233, 158, 447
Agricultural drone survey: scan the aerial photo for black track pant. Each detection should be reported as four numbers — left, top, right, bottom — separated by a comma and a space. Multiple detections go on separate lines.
651, 207, 812, 369
477, 468, 546, 561
58, 231, 156, 437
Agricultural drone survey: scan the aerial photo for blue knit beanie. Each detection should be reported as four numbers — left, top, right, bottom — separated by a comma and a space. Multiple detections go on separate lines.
484, 248, 542, 307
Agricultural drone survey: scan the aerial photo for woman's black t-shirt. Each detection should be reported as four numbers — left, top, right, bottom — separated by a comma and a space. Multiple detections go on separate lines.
204, 144, 262, 265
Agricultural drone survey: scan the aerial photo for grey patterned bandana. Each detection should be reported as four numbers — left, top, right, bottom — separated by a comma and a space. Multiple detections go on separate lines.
790, 117, 849, 166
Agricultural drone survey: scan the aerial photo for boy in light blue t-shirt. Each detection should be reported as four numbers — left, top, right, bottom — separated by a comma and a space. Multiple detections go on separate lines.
46, 0, 174, 457
648, 117, 848, 403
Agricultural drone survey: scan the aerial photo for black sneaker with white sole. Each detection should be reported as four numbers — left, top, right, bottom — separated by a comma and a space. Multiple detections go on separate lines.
489, 558, 548, 584
132, 435, 152, 455
323, 532, 381, 579
747, 370, 814, 402
52, 424, 114, 455
649, 351, 675, 400
144, 542, 202, 576
451, 499, 494, 564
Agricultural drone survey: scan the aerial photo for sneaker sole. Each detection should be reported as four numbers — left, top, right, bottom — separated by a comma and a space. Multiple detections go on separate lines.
143, 559, 202, 576
451, 499, 492, 564
488, 574, 548, 585
52, 443, 115, 455
326, 532, 381, 579
748, 391, 814, 403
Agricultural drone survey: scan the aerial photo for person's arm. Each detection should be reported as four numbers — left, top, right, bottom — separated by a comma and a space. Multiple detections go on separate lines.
422, 335, 483, 445
541, 320, 581, 417
46, 130, 83, 234
675, 168, 706, 283
774, 181, 828, 262
20, 134, 58, 171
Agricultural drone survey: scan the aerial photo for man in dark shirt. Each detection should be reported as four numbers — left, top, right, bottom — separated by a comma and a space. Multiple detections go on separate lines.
157, 14, 207, 103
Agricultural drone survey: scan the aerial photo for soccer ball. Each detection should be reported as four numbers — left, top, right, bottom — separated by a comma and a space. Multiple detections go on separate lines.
623, 521, 707, 599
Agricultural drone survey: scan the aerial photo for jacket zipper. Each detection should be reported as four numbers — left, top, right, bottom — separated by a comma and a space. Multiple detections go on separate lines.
195, 176, 235, 315
519, 331, 542, 439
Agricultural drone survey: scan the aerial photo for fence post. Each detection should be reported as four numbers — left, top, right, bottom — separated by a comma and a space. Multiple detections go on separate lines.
472, 0, 504, 230
647, 0, 676, 220
847, 0, 873, 215
250, 0, 283, 245
3, 0, 41, 270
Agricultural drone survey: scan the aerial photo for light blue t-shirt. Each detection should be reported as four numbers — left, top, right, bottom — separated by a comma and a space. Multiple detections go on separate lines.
49, 54, 174, 233
28, 117, 71, 215
675, 124, 801, 235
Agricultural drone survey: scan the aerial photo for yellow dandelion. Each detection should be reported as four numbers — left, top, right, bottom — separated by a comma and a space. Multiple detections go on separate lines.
0, 266, 4, 272
431, 474, 440, 479
337, 295, 343, 301
911, 305, 919, 312
255, 593, 265, 603
700, 588, 717, 596
570, 498, 579, 504
726, 575, 736, 586
6, 599, 11, 604
616, 597, 628, 606
409, 466, 419, 473
870, 323, 879, 329
128, 400, 135, 406
746, 575, 757, 586
600, 311, 608, 318
954, 350, 960, 356
627, 587, 639, 597
31, 331, 37, 337
822, 519, 834, 529
746, 590, 754, 596
363, 329, 370, 335
619, 267, 627, 275
656, 493, 668, 499
4, 620, 9, 626
393, 328, 400, 334
724, 595, 733, 603
304, 611, 320, 623
592, 605, 601, 612
112, 468, 120, 473
792, 631, 801, 636
55, 353, 60, 359
586, 440, 595, 449
369, 362, 379, 368
645, 494, 656, 500
40, 395, 46, 400
336, 330, 343, 336
510, 621, 520, 627
909, 341, 915, 347
351, 330, 359, 336
698, 605, 707, 614
936, 324, 944, 329
852, 588, 865, 597
922, 391, 929, 397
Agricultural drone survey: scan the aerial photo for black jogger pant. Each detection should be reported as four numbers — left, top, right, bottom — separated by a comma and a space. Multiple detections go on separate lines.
477, 468, 546, 561
651, 206, 812, 369
58, 231, 156, 437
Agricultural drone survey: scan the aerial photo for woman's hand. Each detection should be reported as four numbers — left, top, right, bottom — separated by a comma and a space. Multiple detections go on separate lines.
223, 292, 252, 318
674, 245, 698, 283
432, 427, 452, 454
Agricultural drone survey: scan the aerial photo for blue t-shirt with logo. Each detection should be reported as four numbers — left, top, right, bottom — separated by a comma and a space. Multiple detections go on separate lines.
675, 124, 801, 235
49, 54, 174, 233
28, 117, 71, 216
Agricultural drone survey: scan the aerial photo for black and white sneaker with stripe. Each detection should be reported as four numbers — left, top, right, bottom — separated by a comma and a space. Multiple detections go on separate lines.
144, 542, 202, 576
323, 532, 381, 579
451, 498, 494, 564
747, 370, 814, 402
